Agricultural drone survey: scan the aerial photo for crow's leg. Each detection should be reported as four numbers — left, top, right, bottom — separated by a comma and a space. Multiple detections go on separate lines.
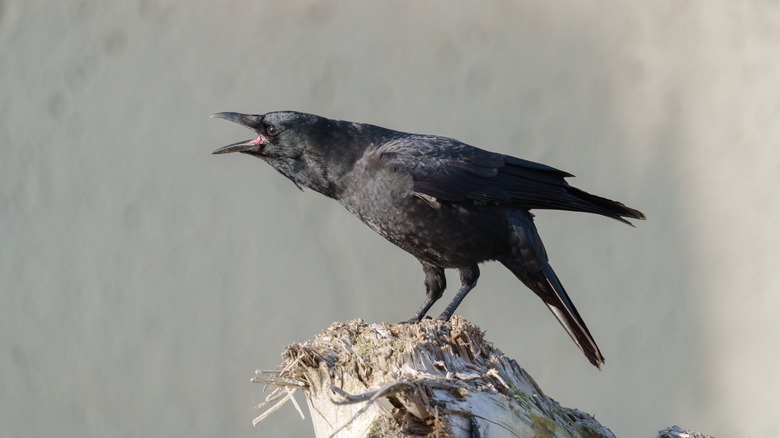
438, 264, 479, 320
405, 263, 446, 323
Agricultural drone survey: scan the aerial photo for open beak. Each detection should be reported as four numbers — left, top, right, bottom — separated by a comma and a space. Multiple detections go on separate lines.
211, 112, 267, 155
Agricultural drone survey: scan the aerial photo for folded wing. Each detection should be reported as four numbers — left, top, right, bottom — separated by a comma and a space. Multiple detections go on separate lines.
376, 136, 645, 224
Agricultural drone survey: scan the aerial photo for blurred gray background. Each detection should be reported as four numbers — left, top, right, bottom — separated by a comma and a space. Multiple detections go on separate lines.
2, 1, 779, 436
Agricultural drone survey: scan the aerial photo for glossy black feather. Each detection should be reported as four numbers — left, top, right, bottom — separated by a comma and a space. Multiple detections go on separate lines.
213, 110, 646, 368
377, 137, 644, 224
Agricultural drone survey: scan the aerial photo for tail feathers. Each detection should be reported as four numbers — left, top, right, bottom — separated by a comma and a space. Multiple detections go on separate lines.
535, 265, 605, 368
567, 187, 646, 226
502, 212, 606, 367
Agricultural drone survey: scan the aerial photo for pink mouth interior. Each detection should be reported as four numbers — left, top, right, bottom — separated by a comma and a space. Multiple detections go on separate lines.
249, 134, 266, 145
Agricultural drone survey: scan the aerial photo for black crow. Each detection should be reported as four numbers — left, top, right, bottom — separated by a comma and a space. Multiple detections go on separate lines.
212, 111, 645, 368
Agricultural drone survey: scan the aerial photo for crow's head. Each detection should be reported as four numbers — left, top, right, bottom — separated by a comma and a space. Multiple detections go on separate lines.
212, 111, 366, 198
211, 111, 326, 159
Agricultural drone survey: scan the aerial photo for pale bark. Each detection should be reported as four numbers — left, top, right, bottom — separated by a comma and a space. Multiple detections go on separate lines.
253, 316, 616, 437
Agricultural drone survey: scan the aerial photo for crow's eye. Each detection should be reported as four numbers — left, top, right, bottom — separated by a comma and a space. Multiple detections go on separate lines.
266, 125, 279, 137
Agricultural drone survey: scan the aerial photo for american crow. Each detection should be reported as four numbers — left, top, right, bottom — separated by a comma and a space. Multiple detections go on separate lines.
212, 111, 645, 368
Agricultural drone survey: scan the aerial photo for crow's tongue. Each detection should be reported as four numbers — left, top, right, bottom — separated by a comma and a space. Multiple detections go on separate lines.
212, 135, 266, 155
249, 134, 267, 145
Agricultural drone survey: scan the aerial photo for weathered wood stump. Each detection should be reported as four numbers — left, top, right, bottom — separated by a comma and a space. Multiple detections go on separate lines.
253, 316, 615, 437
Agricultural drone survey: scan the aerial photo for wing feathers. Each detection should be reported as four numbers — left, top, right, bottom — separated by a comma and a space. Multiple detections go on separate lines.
377, 137, 644, 223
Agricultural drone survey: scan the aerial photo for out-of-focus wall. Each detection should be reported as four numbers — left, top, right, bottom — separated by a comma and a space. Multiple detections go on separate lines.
2, 1, 778, 436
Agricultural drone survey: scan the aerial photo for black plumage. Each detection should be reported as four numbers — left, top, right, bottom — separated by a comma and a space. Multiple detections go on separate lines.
212, 111, 645, 368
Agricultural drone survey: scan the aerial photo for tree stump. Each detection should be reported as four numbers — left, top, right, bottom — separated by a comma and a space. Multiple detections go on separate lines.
253, 316, 615, 437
